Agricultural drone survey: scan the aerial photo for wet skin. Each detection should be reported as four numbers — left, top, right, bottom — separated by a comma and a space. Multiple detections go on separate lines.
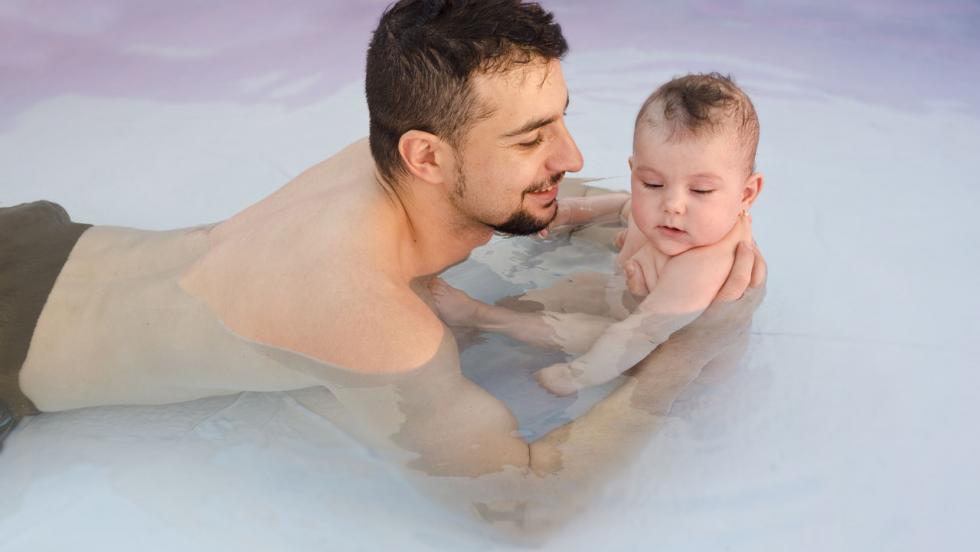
18, 59, 766, 540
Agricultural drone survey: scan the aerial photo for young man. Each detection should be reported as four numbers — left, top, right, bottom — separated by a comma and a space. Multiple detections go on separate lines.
2, 0, 765, 538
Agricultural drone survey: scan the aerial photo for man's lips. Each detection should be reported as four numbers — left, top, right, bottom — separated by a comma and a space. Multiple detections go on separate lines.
528, 182, 559, 202
526, 172, 565, 201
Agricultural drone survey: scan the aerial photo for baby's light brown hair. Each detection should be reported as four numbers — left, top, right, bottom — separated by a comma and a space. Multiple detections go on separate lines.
635, 73, 759, 174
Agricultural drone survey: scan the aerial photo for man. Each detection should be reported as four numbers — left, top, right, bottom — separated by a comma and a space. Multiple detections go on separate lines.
3, 0, 765, 538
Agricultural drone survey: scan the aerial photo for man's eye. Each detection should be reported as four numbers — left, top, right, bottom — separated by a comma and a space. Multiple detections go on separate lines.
519, 136, 544, 148
692, 189, 715, 195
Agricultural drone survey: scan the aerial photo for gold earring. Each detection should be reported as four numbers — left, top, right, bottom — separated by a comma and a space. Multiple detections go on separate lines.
740, 207, 748, 216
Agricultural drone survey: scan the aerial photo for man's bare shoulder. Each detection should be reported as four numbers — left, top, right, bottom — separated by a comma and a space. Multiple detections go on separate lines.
315, 278, 451, 374
181, 238, 449, 376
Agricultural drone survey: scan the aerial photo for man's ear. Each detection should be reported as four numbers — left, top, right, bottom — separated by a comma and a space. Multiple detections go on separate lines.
398, 130, 451, 185
741, 172, 764, 209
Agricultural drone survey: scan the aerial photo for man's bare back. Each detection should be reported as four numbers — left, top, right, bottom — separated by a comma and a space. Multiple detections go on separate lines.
181, 139, 449, 375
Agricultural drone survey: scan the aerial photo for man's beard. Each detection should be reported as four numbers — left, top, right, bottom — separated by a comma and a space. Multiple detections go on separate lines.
492, 208, 554, 236
455, 169, 564, 236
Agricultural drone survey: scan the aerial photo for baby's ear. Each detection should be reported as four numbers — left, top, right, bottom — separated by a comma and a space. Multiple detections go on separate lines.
627, 156, 634, 171
742, 172, 764, 207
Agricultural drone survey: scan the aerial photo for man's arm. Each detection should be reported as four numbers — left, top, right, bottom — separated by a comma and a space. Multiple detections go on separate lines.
313, 244, 766, 541
539, 191, 630, 237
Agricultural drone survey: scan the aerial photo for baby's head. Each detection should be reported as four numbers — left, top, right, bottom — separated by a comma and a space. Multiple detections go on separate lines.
630, 73, 762, 256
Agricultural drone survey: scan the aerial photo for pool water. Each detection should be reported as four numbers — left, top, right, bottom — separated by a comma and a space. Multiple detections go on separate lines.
2, 1, 979, 550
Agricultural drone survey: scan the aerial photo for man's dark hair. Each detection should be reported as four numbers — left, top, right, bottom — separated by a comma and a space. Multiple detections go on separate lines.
366, 0, 568, 183
635, 73, 760, 173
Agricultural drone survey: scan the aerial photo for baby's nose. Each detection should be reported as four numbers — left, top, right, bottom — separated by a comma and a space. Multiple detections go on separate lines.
663, 195, 685, 214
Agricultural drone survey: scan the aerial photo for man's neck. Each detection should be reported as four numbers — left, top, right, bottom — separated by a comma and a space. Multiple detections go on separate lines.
378, 173, 493, 280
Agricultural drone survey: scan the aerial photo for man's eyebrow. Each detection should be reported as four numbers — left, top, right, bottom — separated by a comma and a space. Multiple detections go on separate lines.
501, 95, 570, 138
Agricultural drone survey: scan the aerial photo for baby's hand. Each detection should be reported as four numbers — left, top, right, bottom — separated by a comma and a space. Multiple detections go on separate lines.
621, 241, 660, 295
614, 216, 648, 265
535, 362, 580, 396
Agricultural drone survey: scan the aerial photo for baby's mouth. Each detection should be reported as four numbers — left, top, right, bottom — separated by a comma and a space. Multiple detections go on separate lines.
657, 225, 686, 236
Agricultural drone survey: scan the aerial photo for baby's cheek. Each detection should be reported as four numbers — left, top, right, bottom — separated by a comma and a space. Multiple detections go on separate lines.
630, 211, 656, 237
631, 195, 661, 227
694, 216, 739, 246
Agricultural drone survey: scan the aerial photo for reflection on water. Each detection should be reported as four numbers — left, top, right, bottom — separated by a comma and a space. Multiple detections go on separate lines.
2, 0, 977, 548
444, 228, 627, 442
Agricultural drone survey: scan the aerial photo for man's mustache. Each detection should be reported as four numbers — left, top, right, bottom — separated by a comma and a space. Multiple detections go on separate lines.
523, 172, 565, 195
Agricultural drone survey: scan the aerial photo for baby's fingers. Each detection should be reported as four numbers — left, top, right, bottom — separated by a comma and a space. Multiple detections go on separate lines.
625, 260, 650, 297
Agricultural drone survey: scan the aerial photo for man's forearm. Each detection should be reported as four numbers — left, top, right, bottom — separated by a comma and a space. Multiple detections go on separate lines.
528, 287, 763, 485
453, 334, 717, 539
413, 269, 764, 540
473, 304, 618, 355
561, 193, 630, 226
531, 333, 713, 475
390, 330, 718, 541
560, 308, 699, 389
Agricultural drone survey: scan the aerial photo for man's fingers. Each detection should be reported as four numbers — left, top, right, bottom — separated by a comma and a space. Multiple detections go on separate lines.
750, 244, 767, 288
625, 260, 649, 296
716, 242, 754, 302
741, 214, 754, 242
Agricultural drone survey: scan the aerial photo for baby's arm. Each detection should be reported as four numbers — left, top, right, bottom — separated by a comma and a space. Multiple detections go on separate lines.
537, 215, 753, 395
535, 297, 701, 395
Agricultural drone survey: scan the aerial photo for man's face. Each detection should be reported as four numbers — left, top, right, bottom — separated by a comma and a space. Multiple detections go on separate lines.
630, 124, 749, 256
449, 58, 584, 235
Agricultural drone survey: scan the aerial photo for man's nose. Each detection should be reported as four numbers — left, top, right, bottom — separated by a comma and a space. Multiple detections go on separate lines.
548, 123, 584, 173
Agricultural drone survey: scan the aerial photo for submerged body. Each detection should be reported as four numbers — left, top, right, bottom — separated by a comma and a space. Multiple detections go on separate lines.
3, 17, 768, 536
5, 137, 764, 538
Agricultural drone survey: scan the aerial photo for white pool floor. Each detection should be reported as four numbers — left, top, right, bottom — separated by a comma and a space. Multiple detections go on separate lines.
1, 2, 978, 550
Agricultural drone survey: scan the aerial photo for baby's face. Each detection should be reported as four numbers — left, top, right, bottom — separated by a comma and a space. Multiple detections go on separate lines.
630, 125, 757, 256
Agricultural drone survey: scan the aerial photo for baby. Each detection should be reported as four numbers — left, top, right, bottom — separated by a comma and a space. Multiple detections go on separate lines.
430, 73, 763, 395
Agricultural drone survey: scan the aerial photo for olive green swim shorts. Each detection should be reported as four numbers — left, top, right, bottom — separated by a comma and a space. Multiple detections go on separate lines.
1, 201, 91, 449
